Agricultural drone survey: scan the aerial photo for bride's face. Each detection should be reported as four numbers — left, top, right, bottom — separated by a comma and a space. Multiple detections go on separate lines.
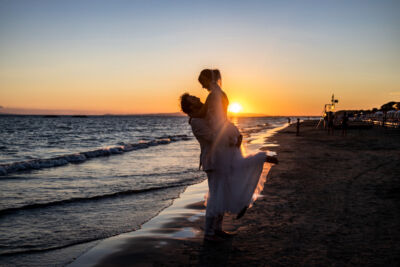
200, 80, 211, 90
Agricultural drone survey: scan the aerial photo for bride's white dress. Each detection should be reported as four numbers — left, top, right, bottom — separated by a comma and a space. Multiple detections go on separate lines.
204, 84, 267, 216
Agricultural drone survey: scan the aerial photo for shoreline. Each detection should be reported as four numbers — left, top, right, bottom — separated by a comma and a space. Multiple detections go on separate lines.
67, 122, 286, 266
68, 179, 208, 267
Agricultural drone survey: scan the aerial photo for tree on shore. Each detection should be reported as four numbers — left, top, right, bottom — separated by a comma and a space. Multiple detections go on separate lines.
381, 101, 400, 111
335, 101, 399, 116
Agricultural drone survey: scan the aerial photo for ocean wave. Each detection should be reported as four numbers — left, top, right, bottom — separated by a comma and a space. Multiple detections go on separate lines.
0, 176, 202, 217
0, 134, 191, 176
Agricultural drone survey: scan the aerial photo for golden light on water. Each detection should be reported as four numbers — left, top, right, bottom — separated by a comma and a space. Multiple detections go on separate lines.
228, 102, 243, 114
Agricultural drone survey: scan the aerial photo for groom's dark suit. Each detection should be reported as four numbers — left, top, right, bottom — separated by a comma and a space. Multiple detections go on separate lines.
189, 117, 222, 236
189, 117, 214, 172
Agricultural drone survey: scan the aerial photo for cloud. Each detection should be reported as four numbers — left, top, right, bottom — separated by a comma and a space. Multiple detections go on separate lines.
0, 105, 3, 109
389, 92, 400, 96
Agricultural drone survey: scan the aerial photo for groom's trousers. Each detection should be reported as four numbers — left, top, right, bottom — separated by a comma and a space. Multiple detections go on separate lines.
204, 171, 224, 236
205, 215, 223, 236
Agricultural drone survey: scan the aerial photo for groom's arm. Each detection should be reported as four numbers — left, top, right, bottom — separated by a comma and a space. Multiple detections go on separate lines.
190, 118, 214, 143
189, 92, 214, 118
189, 100, 208, 118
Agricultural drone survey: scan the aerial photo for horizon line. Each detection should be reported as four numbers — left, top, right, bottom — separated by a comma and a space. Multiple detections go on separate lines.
0, 111, 320, 117
0, 106, 320, 117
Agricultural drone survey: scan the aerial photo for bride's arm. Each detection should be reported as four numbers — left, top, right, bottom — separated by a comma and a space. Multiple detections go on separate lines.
189, 100, 208, 118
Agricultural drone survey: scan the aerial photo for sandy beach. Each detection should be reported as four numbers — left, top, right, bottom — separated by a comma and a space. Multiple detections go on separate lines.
71, 121, 400, 266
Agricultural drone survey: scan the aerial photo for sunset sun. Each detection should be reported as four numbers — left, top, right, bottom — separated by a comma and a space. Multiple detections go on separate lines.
228, 102, 243, 114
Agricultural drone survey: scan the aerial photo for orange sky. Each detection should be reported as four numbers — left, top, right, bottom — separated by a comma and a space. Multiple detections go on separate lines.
1, 1, 399, 115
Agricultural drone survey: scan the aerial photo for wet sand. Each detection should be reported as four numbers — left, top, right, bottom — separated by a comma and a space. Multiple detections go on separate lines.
73, 121, 400, 266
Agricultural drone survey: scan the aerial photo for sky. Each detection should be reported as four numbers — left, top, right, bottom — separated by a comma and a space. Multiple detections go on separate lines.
0, 0, 399, 115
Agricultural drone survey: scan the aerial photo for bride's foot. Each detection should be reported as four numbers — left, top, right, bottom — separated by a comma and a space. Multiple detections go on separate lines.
236, 206, 248, 219
266, 155, 278, 164
215, 230, 236, 238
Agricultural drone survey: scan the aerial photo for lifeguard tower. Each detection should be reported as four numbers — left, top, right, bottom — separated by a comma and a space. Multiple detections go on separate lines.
317, 94, 339, 128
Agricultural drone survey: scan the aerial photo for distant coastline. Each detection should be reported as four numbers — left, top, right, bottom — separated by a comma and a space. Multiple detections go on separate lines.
0, 111, 186, 117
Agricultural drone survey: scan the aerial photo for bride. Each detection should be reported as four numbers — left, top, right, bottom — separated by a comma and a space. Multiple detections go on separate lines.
181, 69, 278, 241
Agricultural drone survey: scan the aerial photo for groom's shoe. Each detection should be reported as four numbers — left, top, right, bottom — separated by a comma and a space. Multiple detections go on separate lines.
203, 234, 225, 243
215, 230, 236, 238
236, 206, 248, 219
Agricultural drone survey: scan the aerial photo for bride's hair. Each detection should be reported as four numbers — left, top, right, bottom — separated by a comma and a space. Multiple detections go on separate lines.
198, 69, 221, 88
213, 69, 221, 82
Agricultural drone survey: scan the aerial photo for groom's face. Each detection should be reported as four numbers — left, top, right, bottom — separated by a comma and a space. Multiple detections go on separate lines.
188, 96, 200, 105
186, 96, 202, 113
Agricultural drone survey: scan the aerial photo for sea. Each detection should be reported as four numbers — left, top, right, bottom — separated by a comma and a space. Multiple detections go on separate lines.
0, 115, 302, 266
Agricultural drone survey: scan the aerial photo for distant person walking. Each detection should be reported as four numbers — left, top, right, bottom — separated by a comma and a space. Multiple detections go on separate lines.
327, 112, 335, 135
341, 112, 348, 136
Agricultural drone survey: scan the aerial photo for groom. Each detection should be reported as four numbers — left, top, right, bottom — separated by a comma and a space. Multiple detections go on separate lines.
180, 93, 240, 242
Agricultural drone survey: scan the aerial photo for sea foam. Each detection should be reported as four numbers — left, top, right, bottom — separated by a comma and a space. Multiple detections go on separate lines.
0, 134, 191, 176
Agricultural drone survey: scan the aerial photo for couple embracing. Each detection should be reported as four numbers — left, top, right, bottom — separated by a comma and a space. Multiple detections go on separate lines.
180, 69, 278, 242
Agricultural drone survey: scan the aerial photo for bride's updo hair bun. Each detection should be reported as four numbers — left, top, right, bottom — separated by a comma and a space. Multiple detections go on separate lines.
198, 68, 221, 88
212, 69, 221, 82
